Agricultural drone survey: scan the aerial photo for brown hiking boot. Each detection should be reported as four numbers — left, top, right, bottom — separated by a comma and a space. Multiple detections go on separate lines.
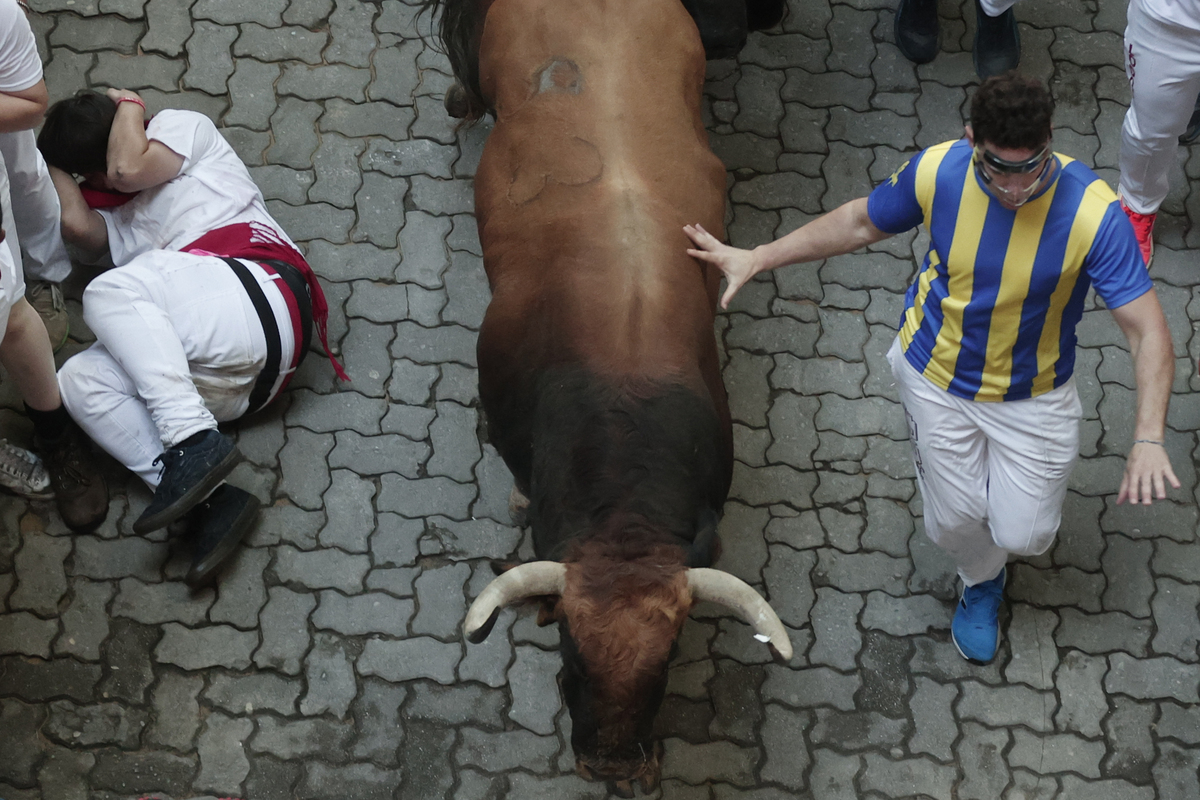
26, 280, 69, 353
39, 422, 108, 532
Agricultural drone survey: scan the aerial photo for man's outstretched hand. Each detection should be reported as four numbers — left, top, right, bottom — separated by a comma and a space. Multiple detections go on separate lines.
684, 223, 761, 309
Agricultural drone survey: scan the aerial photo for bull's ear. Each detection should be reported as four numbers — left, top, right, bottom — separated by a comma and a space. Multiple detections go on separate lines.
536, 598, 561, 626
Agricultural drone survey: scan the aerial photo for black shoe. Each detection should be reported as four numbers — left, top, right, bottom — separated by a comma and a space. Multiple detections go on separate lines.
183, 484, 260, 586
133, 429, 242, 534
1180, 95, 1200, 145
38, 423, 108, 532
894, 0, 940, 64
973, 0, 1020, 79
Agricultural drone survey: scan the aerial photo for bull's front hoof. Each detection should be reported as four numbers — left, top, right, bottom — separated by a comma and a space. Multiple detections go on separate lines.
444, 82, 471, 118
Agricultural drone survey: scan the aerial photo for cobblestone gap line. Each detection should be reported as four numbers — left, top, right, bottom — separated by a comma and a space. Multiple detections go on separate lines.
0, 0, 1198, 798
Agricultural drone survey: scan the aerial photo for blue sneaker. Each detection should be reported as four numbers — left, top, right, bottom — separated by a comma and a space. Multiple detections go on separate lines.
951, 568, 1006, 663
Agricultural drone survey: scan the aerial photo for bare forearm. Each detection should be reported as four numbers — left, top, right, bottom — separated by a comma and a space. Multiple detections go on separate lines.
0, 94, 43, 132
48, 166, 108, 255
106, 102, 152, 190
750, 198, 891, 276
1129, 324, 1174, 441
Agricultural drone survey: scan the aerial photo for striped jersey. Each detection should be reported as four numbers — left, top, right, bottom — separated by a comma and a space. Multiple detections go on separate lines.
867, 138, 1152, 402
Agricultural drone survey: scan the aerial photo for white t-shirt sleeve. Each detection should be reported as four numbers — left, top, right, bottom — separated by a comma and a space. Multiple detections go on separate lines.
0, 0, 43, 93
145, 109, 221, 174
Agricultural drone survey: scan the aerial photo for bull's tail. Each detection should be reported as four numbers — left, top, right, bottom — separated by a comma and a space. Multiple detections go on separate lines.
417, 0, 491, 121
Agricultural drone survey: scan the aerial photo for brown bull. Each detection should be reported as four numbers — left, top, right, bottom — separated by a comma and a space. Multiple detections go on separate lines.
423, 0, 793, 793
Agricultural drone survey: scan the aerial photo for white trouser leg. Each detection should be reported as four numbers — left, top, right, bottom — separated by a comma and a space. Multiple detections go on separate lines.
0, 131, 71, 283
888, 340, 1081, 585
0, 145, 21, 274
58, 344, 167, 487
977, 0, 1021, 17
80, 250, 266, 453
0, 225, 23, 343
1119, 0, 1200, 214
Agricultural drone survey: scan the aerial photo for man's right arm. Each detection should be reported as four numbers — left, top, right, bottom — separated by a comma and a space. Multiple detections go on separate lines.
48, 165, 108, 258
684, 197, 893, 309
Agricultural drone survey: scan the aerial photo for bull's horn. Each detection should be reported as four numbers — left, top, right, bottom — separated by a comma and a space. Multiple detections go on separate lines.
463, 561, 567, 643
686, 568, 793, 661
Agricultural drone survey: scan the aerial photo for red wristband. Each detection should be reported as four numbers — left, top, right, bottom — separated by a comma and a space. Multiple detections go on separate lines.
116, 96, 146, 111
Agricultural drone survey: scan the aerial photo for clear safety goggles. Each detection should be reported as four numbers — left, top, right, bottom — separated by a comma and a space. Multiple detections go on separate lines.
973, 143, 1054, 206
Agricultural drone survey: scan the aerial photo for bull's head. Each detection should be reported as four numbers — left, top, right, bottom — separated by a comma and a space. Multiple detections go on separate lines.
464, 560, 791, 795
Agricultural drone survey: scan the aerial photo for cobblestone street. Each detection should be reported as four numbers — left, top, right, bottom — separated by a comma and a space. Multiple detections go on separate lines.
0, 0, 1198, 797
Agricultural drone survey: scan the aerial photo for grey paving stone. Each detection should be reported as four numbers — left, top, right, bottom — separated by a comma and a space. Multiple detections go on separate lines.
284, 390, 385, 437
207, 671, 301, 716
857, 631, 912, 717
1151, 578, 1200, 662
300, 632, 357, 718
298, 761, 402, 800
184, 21, 238, 94
249, 503, 324, 549
457, 606, 514, 688
724, 349, 773, 427
251, 715, 353, 760
313, 590, 413, 637
1004, 604, 1060, 690
442, 250, 489, 329
1010, 728, 1105, 780
278, 428, 335, 510
91, 51, 184, 91
55, 578, 114, 661
328, 431, 427, 478
225, 59, 281, 131
354, 172, 409, 247
810, 706, 909, 750
279, 63, 372, 102
1056, 607, 1152, 656
155, 622, 257, 671
1153, 742, 1200, 800
367, 38, 423, 106
43, 48, 95, 98
139, 0, 191, 55
0, 611, 56, 657
369, 513, 423, 569
319, 470, 376, 553
325, 0, 377, 68
209, 547, 270, 629
761, 544, 815, 629
89, 749, 196, 796
955, 722, 1011, 800
958, 680, 1055, 733
661, 738, 759, 787
860, 752, 956, 800
306, 240, 399, 283
377, 473, 477, 520
762, 664, 859, 711
1158, 700, 1200, 744
267, 96, 323, 169
436, 362, 479, 404
729, 462, 817, 508
254, 586, 317, 675
814, 471, 866, 506
0, 697, 45, 785
145, 670, 203, 750
346, 279, 409, 322
1010, 564, 1105, 613
808, 749, 861, 800
411, 562, 469, 639
349, 679, 406, 765
196, 711, 253, 795
274, 545, 370, 594
322, 100, 414, 141
110, 576, 212, 626
1054, 650, 1108, 738
1103, 695, 1156, 783
426, 401, 481, 482
222, 125, 271, 165
267, 199, 356, 242
44, 699, 148, 748
235, 23, 327, 63
49, 13, 142, 53
816, 549, 910, 596
408, 173, 475, 214
1101, 534, 1154, 617
71, 534, 163, 581
98, 617, 156, 703
1106, 653, 1200, 703
310, 133, 367, 208
357, 636, 460, 684
338, 319, 395, 397
506, 644, 560, 735
908, 675, 957, 761
36, 746, 94, 800
194, 0, 287, 25
808, 587, 864, 670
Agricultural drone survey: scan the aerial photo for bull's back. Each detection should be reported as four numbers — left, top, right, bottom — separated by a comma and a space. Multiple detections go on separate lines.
474, 0, 727, 381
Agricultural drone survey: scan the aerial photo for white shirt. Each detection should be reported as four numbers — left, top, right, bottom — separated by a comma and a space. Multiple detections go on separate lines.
0, 0, 42, 93
98, 110, 300, 267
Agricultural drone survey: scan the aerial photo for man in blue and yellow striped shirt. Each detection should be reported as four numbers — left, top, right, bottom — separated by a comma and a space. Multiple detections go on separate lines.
684, 74, 1178, 665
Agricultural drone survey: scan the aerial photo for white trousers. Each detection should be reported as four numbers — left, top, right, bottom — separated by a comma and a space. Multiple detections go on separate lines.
1119, 0, 1200, 215
0, 130, 72, 283
58, 251, 293, 488
887, 340, 1081, 585
0, 221, 24, 343
978, 0, 1022, 18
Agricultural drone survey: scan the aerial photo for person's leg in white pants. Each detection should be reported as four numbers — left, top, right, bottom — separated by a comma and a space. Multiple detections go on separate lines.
0, 130, 71, 283
59, 250, 265, 485
888, 340, 1081, 584
1119, 0, 1200, 216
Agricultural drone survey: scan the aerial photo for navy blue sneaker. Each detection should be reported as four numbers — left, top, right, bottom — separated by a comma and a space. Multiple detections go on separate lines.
951, 568, 1006, 663
133, 429, 242, 534
183, 484, 260, 586
973, 0, 1020, 79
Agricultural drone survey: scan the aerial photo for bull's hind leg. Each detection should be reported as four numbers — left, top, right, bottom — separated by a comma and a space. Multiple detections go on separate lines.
508, 485, 530, 527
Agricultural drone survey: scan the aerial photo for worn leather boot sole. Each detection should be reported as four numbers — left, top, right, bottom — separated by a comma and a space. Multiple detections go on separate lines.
186, 489, 261, 586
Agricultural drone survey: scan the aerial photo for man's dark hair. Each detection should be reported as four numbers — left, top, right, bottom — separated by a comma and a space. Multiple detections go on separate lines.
969, 72, 1054, 150
37, 91, 117, 175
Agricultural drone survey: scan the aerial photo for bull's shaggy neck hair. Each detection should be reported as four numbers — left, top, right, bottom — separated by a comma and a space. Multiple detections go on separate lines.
418, 0, 492, 120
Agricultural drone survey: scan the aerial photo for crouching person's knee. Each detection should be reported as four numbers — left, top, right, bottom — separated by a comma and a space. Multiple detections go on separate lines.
992, 512, 1063, 558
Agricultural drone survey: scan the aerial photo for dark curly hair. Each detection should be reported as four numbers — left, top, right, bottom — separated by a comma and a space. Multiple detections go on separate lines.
969, 72, 1054, 150
37, 90, 117, 175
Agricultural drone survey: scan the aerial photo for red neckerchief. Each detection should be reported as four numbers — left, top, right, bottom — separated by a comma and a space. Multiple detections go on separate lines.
184, 223, 348, 381
80, 186, 140, 208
